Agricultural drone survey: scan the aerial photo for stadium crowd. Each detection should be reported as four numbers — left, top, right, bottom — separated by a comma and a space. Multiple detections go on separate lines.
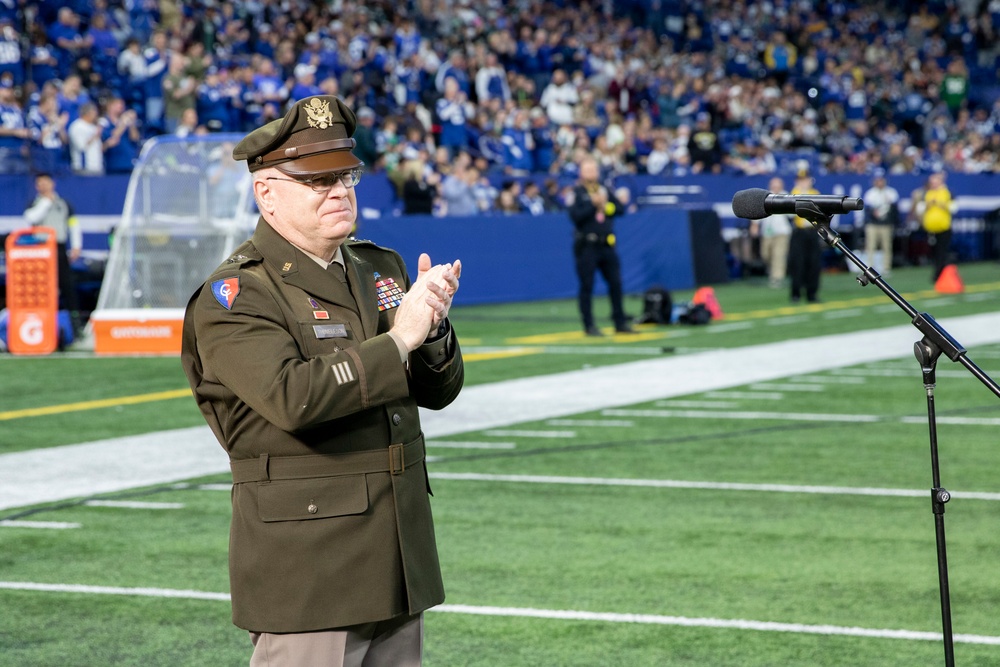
0, 0, 998, 215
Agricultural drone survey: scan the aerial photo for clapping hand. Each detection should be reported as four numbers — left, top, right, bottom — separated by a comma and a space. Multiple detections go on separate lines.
390, 253, 462, 350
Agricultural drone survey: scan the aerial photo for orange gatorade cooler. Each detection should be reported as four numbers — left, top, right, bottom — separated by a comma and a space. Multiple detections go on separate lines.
5, 226, 59, 355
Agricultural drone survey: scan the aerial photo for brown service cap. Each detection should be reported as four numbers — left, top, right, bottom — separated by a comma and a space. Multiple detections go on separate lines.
232, 95, 363, 175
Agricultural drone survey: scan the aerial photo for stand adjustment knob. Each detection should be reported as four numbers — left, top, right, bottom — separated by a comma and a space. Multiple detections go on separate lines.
934, 488, 951, 504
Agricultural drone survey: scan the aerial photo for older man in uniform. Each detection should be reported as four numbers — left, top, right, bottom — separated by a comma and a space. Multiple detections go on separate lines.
181, 95, 464, 666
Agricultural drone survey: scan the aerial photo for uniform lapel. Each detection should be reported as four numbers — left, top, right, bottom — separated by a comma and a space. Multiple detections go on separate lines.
343, 245, 378, 338
251, 218, 357, 309
284, 255, 357, 308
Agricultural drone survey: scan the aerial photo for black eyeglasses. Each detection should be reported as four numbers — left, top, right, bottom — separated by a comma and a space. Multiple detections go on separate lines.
266, 167, 363, 193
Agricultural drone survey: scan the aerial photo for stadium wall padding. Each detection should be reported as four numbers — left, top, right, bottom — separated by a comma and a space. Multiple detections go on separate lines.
354, 208, 705, 305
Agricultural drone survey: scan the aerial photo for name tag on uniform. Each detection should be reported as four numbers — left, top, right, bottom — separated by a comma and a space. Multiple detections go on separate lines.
313, 324, 348, 339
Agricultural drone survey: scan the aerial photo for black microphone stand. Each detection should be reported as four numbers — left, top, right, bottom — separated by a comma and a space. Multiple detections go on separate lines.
794, 201, 1000, 667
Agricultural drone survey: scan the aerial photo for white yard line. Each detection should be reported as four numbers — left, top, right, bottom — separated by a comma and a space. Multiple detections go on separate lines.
483, 430, 576, 438
545, 419, 635, 427
426, 472, 1000, 501
84, 501, 184, 510
705, 391, 785, 400
0, 582, 997, 646
425, 441, 517, 450
604, 408, 1000, 426
0, 521, 81, 529
749, 383, 826, 392
3, 313, 1000, 512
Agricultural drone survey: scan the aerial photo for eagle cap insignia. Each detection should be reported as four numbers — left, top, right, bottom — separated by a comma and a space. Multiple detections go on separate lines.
304, 98, 334, 129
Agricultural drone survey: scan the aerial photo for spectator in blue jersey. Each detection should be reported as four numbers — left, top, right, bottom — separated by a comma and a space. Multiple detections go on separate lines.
474, 52, 510, 105
29, 29, 60, 89
216, 12, 250, 61
435, 50, 470, 95
435, 77, 472, 156
502, 108, 535, 176
519, 26, 554, 90
127, 0, 159, 44
289, 64, 322, 102
48, 8, 93, 78
530, 107, 556, 173
55, 74, 90, 126
0, 81, 29, 173
298, 31, 341, 85
251, 23, 278, 61
142, 30, 170, 134
519, 180, 547, 215
27, 91, 70, 174
196, 67, 237, 132
101, 97, 141, 173
86, 12, 120, 88
0, 18, 23, 86
394, 18, 421, 62
391, 54, 423, 109
250, 57, 288, 111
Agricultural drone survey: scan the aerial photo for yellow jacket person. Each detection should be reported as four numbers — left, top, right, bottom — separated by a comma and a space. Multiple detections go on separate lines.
181, 95, 464, 663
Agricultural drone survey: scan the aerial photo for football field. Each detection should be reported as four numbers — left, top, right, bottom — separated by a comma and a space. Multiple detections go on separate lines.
2, 263, 999, 666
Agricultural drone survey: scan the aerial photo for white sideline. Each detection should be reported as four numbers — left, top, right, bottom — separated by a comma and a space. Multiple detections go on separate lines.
0, 581, 998, 645
3, 312, 1000, 512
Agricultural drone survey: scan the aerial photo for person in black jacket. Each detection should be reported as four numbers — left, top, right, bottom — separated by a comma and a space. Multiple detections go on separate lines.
568, 157, 635, 336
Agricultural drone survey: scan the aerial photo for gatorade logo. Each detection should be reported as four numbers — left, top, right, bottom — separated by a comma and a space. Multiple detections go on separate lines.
19, 314, 45, 346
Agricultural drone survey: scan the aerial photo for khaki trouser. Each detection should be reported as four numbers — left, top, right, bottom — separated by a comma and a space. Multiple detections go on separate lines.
760, 234, 790, 284
865, 224, 894, 272
249, 613, 423, 667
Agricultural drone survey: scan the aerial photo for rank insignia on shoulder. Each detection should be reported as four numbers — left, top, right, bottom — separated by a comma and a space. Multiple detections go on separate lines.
211, 277, 240, 309
225, 254, 249, 264
375, 276, 404, 311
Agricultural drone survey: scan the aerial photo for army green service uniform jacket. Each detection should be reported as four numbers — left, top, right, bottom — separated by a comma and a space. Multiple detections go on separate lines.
181, 218, 464, 633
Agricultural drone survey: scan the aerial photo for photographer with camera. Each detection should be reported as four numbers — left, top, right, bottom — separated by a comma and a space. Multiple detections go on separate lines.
568, 156, 635, 336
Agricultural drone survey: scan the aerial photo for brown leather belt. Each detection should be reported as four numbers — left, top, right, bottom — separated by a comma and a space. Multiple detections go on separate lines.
230, 438, 424, 483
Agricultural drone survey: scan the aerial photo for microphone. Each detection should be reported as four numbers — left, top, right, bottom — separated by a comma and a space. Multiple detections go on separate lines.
732, 188, 864, 219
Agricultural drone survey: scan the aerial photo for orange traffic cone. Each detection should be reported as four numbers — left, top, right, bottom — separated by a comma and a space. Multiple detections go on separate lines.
935, 264, 964, 294
692, 286, 724, 319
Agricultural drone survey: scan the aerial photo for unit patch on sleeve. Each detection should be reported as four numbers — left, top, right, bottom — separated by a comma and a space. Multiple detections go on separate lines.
374, 272, 405, 311
211, 277, 241, 309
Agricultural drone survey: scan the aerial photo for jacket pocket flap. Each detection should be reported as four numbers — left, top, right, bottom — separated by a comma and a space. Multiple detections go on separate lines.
258, 475, 369, 522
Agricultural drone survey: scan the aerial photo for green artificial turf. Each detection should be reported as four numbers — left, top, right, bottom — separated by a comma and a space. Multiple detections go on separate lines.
1, 261, 998, 666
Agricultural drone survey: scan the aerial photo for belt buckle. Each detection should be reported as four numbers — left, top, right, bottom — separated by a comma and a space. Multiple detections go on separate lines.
389, 443, 405, 475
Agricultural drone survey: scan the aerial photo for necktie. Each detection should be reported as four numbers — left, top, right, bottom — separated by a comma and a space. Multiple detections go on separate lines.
330, 261, 348, 284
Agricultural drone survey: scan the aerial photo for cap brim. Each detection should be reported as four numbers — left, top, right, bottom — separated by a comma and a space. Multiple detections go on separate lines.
274, 151, 363, 176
